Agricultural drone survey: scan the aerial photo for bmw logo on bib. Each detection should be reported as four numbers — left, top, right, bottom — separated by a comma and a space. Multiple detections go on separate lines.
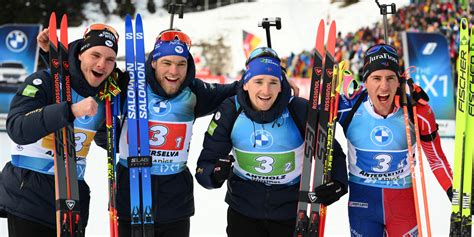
370, 126, 393, 146
150, 98, 171, 116
77, 115, 93, 124
251, 130, 273, 149
6, 30, 28, 52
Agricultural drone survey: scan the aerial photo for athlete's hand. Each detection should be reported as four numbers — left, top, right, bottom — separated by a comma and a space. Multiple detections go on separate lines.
71, 97, 99, 118
287, 76, 300, 97
211, 155, 235, 186
314, 180, 347, 206
37, 28, 49, 53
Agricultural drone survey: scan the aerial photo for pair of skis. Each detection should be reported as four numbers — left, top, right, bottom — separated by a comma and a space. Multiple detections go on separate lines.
49, 12, 83, 237
399, 74, 432, 237
294, 19, 339, 237
450, 17, 474, 237
125, 14, 154, 237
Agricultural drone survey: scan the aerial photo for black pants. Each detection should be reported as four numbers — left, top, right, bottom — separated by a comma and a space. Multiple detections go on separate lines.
118, 218, 190, 237
7, 213, 55, 237
226, 207, 295, 237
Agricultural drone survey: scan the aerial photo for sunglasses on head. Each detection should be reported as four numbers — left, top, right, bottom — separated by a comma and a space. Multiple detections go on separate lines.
156, 30, 192, 49
84, 23, 120, 42
245, 47, 280, 66
366, 44, 398, 56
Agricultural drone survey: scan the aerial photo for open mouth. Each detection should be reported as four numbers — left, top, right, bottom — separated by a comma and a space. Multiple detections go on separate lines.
257, 96, 272, 103
92, 70, 104, 78
165, 76, 179, 83
378, 93, 390, 102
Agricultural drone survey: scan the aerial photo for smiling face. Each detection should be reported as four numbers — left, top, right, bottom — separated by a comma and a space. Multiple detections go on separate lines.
151, 55, 188, 96
78, 46, 117, 88
364, 69, 400, 117
243, 75, 281, 112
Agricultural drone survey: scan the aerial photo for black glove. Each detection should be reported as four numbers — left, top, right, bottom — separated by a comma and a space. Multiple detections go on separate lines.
211, 155, 235, 186
446, 186, 453, 202
314, 181, 347, 206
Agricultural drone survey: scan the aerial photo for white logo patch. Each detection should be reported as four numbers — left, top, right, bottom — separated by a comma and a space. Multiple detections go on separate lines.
32, 78, 42, 85
175, 45, 184, 54
105, 40, 113, 47
214, 111, 221, 121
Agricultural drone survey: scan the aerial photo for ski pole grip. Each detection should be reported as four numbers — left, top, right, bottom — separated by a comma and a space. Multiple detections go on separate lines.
127, 156, 152, 168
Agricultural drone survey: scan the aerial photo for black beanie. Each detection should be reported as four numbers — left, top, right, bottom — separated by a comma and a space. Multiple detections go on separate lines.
362, 44, 400, 81
79, 29, 118, 55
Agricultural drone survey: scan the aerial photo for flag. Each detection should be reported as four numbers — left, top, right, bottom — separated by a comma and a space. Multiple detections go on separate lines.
242, 30, 261, 58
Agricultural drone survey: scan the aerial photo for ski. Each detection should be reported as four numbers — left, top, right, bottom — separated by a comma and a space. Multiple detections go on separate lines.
307, 20, 336, 237
125, 14, 154, 237
450, 17, 472, 237
294, 20, 337, 237
400, 78, 431, 237
49, 12, 83, 237
466, 23, 474, 235
318, 60, 345, 236
294, 19, 325, 237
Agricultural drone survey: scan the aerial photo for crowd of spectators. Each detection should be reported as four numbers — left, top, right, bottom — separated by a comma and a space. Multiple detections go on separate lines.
281, 1, 473, 80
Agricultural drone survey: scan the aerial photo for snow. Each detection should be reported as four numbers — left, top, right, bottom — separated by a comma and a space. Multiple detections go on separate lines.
1, 0, 455, 236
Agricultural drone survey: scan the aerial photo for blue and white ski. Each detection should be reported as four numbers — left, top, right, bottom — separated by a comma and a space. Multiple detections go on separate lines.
125, 13, 154, 237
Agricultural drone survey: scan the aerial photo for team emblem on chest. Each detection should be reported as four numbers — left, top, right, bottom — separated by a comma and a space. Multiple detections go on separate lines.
77, 115, 93, 124
251, 129, 273, 149
370, 126, 393, 146
150, 98, 171, 116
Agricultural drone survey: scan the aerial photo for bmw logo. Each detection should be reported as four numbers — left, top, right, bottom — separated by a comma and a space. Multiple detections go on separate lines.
77, 115, 93, 124
370, 126, 393, 146
251, 130, 273, 149
150, 99, 170, 116
6, 30, 28, 52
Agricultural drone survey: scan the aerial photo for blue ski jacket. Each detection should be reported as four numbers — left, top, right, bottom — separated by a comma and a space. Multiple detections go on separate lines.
115, 52, 239, 224
195, 76, 348, 220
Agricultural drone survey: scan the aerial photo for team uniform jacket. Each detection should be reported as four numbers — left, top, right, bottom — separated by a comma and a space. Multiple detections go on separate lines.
115, 53, 238, 224
0, 39, 113, 228
338, 90, 452, 236
195, 78, 348, 221
338, 91, 452, 191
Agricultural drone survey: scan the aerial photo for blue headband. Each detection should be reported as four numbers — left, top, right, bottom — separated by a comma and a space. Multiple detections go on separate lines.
152, 39, 189, 61
243, 57, 282, 84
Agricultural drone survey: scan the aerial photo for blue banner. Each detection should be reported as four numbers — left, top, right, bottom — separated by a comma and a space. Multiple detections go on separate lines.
0, 24, 41, 81
0, 24, 41, 130
402, 32, 455, 137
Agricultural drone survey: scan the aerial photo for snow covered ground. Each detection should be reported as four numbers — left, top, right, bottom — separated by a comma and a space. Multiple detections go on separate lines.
1, 0, 457, 236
